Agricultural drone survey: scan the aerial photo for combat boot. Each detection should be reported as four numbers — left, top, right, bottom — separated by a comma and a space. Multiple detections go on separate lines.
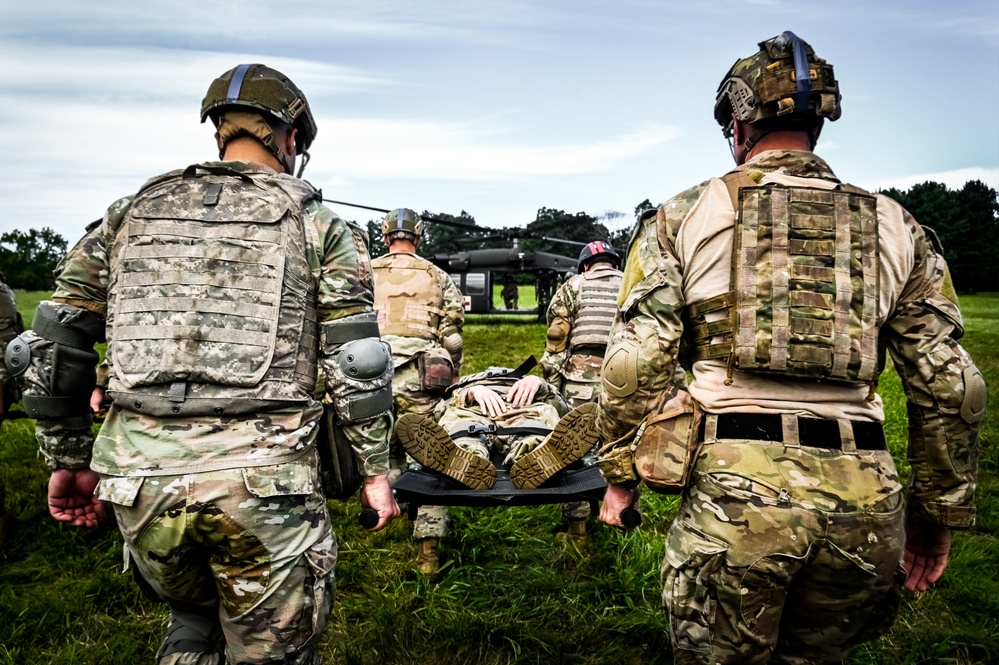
510, 402, 599, 489
568, 519, 587, 541
396, 414, 497, 489
416, 537, 441, 577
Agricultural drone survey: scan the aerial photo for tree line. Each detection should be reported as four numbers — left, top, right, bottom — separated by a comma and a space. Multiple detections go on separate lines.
3, 179, 996, 293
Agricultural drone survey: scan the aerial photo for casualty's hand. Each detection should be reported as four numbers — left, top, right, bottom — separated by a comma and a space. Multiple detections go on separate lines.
599, 482, 639, 529
48, 469, 106, 529
468, 385, 508, 418
903, 519, 952, 592
359, 474, 400, 531
506, 375, 542, 408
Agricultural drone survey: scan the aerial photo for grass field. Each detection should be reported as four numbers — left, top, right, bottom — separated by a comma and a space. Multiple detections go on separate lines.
1, 292, 997, 664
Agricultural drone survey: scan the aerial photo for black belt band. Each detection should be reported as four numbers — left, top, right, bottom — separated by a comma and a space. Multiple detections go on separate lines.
701, 413, 886, 451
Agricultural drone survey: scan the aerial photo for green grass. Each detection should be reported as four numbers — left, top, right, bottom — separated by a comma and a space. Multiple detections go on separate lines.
2, 292, 998, 664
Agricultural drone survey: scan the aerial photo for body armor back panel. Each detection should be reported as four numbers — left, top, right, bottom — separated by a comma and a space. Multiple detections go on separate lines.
106, 166, 320, 415
686, 180, 880, 385
568, 270, 622, 350
372, 253, 442, 341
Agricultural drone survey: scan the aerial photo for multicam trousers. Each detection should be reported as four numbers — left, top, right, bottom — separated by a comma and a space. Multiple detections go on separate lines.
663, 438, 906, 665
390, 361, 450, 540
97, 450, 335, 665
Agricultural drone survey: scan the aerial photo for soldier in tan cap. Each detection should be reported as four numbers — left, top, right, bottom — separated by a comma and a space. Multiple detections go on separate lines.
371, 208, 465, 575
596, 32, 985, 664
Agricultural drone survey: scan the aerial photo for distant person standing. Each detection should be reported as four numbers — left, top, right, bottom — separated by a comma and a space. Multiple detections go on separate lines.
541, 242, 622, 408
7, 63, 398, 665
540, 241, 622, 540
0, 271, 24, 548
597, 32, 984, 664
372, 207, 465, 576
501, 274, 519, 310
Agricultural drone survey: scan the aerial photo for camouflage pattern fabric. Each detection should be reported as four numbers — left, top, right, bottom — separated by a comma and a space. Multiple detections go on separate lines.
501, 282, 519, 309
596, 149, 981, 662
98, 450, 335, 665
0, 273, 24, 535
541, 265, 623, 409
30, 159, 389, 664
373, 249, 463, 540
434, 373, 569, 464
665, 441, 905, 664
44, 160, 390, 477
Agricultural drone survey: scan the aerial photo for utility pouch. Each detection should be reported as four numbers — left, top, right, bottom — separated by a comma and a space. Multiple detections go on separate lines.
316, 404, 363, 500
418, 347, 455, 393
633, 388, 703, 494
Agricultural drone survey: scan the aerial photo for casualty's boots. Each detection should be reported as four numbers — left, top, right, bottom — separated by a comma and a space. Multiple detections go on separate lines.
416, 537, 441, 577
510, 402, 599, 489
396, 414, 497, 490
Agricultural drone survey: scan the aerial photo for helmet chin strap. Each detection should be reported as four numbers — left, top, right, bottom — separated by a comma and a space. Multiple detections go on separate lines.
295, 150, 310, 178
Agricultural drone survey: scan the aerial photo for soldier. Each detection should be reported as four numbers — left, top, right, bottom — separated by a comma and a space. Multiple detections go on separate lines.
0, 271, 24, 547
396, 365, 599, 492
5, 63, 399, 665
501, 274, 519, 310
372, 207, 464, 575
596, 32, 984, 664
540, 241, 622, 539
541, 241, 623, 409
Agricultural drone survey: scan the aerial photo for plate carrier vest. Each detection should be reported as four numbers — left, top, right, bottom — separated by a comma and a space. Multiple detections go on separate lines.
106, 164, 322, 417
683, 172, 881, 386
568, 269, 622, 352
372, 253, 444, 341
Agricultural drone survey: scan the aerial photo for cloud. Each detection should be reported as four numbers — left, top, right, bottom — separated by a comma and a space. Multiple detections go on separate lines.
862, 167, 999, 193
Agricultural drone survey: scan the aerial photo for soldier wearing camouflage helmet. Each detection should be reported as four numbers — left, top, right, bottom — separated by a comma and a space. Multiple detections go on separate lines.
540, 241, 622, 539
596, 32, 984, 663
5, 63, 399, 665
371, 207, 465, 575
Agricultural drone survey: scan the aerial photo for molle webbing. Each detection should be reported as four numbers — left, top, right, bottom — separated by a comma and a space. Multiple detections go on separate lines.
372, 254, 443, 340
732, 181, 879, 382
568, 273, 620, 350
684, 293, 736, 362
107, 167, 320, 415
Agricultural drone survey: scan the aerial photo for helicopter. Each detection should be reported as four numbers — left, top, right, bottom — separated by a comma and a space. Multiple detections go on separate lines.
324, 199, 589, 320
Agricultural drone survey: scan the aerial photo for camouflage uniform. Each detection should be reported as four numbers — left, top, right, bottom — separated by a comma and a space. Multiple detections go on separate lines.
0, 272, 24, 544
501, 279, 519, 310
541, 264, 621, 523
433, 370, 569, 466
29, 160, 389, 665
373, 249, 464, 540
597, 150, 981, 664
541, 264, 623, 408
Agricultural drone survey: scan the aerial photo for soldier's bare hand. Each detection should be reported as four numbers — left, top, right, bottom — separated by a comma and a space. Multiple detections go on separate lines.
48, 469, 106, 530
360, 474, 400, 531
469, 386, 507, 418
507, 375, 542, 408
903, 519, 952, 592
90, 387, 107, 417
599, 483, 638, 528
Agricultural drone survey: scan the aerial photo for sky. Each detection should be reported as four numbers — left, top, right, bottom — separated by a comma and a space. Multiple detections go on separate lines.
1, 0, 997, 245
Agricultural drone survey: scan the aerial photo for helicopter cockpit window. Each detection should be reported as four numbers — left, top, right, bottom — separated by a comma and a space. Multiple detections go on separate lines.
464, 272, 486, 296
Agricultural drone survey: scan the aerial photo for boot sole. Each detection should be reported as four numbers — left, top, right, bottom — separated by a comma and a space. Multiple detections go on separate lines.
396, 414, 497, 490
510, 402, 599, 489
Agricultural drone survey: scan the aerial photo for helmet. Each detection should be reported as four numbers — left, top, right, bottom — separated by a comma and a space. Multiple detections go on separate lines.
201, 64, 317, 153
577, 241, 620, 272
714, 31, 840, 139
381, 208, 424, 241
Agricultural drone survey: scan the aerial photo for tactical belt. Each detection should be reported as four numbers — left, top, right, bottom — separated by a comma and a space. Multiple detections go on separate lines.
699, 413, 886, 451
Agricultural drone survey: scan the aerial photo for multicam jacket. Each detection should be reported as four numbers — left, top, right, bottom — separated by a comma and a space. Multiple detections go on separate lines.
42, 161, 390, 477
541, 265, 622, 387
596, 150, 981, 529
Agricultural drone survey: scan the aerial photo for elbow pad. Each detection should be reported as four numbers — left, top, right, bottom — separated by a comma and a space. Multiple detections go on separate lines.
323, 313, 394, 422
442, 331, 463, 359
6, 301, 104, 428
